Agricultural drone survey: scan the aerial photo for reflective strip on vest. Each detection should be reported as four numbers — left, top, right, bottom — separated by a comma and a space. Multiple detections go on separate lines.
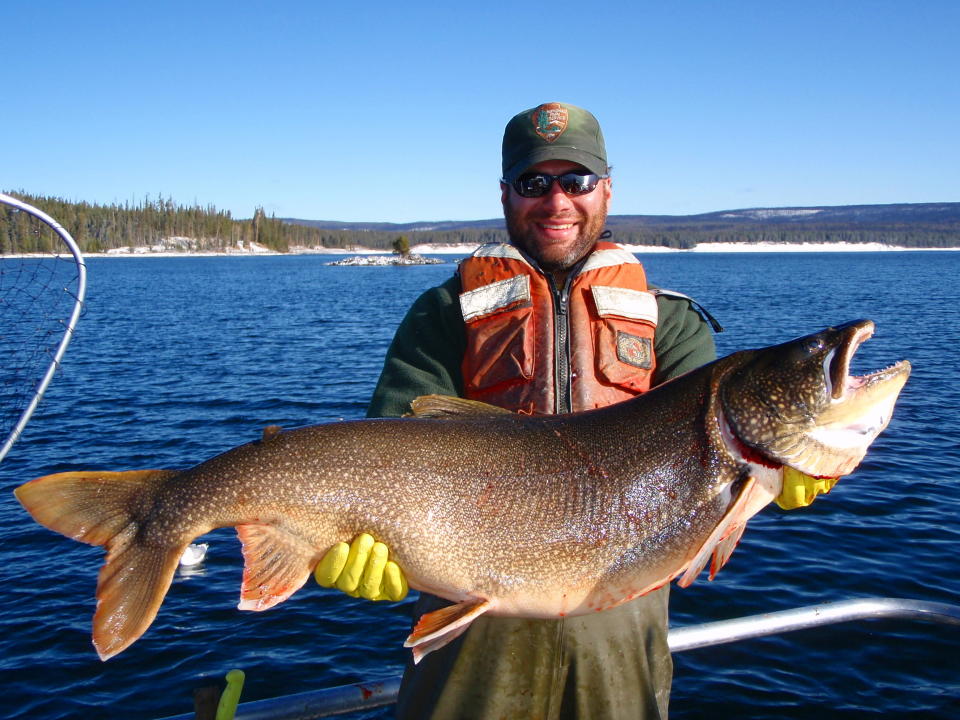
591, 286, 659, 323
460, 274, 531, 322
474, 242, 529, 263
580, 245, 641, 272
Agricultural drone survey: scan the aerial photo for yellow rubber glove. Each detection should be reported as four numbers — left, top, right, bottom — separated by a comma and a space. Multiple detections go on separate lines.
314, 533, 408, 602
215, 669, 245, 720
776, 466, 840, 509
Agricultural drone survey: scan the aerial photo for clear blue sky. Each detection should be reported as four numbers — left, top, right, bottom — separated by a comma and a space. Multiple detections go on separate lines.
3, 1, 957, 223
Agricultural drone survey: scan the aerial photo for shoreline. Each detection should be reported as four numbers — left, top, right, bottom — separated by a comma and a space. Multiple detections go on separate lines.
5, 241, 959, 260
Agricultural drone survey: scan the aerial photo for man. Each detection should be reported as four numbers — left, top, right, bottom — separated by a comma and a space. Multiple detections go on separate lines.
315, 102, 836, 719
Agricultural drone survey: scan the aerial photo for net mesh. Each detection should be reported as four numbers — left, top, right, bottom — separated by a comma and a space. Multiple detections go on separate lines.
1, 201, 85, 455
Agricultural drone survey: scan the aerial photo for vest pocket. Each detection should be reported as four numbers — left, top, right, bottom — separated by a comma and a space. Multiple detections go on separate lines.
594, 318, 655, 392
462, 304, 535, 392
589, 285, 657, 392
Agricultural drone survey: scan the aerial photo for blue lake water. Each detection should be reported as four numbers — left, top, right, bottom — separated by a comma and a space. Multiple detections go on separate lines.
0, 251, 958, 719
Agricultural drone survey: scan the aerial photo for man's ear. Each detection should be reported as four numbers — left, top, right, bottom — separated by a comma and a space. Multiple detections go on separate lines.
500, 181, 510, 207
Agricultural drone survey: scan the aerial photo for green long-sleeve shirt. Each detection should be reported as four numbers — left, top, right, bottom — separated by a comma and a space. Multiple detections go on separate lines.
367, 261, 718, 720
368, 274, 716, 418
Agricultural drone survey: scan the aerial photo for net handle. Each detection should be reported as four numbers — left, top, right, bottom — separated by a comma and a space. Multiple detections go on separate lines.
0, 193, 88, 462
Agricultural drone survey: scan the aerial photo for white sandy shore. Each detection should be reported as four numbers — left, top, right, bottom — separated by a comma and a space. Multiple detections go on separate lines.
7, 241, 957, 260
685, 241, 958, 253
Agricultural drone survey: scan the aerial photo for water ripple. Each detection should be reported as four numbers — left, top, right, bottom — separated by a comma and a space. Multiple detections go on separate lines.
2, 253, 958, 718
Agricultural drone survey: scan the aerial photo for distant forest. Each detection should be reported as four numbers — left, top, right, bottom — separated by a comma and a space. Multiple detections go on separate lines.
2, 191, 958, 255
1, 192, 333, 254
605, 225, 960, 249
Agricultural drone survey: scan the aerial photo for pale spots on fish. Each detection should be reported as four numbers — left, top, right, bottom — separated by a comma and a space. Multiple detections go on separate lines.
14, 320, 909, 660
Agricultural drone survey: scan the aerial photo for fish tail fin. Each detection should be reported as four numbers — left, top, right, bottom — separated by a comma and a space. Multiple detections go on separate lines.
404, 598, 492, 663
15, 469, 179, 545
93, 526, 187, 659
15, 469, 185, 660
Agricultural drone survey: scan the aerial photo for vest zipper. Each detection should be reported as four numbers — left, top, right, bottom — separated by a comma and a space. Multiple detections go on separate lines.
551, 277, 573, 414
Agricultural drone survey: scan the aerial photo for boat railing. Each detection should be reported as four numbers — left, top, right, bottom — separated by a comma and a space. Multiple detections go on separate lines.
155, 597, 960, 720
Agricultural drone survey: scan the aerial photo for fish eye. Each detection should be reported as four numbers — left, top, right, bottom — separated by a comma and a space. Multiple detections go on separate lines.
804, 338, 825, 355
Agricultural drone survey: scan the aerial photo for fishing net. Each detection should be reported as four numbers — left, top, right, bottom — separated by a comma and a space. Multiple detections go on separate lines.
0, 193, 86, 462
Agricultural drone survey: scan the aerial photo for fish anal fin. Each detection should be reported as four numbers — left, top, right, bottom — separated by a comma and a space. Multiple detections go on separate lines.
404, 598, 493, 662
236, 523, 319, 611
410, 621, 472, 664
407, 395, 513, 418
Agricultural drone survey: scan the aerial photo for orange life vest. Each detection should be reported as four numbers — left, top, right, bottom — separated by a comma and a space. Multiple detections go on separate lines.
458, 242, 658, 414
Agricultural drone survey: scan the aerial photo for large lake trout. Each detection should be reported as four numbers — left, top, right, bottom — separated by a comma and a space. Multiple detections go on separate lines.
16, 320, 909, 661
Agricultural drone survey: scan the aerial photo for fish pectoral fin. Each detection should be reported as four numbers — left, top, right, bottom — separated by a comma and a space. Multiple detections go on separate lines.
404, 597, 493, 662
707, 521, 749, 580
677, 476, 760, 588
406, 395, 513, 418
236, 523, 320, 611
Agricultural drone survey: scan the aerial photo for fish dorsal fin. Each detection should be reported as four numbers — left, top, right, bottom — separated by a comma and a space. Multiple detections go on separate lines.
261, 425, 284, 442
407, 394, 513, 418
404, 598, 493, 663
236, 523, 321, 611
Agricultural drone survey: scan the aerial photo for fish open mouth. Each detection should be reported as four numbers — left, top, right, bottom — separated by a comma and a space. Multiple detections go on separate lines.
720, 319, 911, 479
818, 320, 911, 434
795, 320, 911, 476
824, 320, 873, 400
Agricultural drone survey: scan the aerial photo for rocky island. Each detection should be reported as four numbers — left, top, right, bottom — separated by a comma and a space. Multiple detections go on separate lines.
327, 253, 445, 266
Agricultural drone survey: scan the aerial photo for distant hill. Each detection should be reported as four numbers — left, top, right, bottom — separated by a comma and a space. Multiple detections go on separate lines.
282, 202, 960, 251
284, 217, 505, 232
3, 192, 958, 255
286, 202, 960, 232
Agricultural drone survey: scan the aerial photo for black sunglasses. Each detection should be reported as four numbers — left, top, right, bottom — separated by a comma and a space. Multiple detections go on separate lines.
506, 171, 608, 198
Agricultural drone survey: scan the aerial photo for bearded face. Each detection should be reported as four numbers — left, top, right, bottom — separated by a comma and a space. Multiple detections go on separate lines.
501, 160, 612, 274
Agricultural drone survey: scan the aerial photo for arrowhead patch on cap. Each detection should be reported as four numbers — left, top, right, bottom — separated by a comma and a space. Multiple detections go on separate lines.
531, 103, 568, 143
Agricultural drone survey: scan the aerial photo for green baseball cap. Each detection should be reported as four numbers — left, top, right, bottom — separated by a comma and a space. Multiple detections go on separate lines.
501, 102, 608, 183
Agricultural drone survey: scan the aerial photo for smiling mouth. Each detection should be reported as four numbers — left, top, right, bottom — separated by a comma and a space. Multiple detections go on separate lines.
539, 222, 575, 230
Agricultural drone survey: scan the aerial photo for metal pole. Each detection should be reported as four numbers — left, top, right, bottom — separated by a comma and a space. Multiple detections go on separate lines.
667, 596, 960, 652
154, 597, 960, 720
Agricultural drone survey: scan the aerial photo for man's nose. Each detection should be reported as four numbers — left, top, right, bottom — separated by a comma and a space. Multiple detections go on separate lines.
539, 180, 574, 210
